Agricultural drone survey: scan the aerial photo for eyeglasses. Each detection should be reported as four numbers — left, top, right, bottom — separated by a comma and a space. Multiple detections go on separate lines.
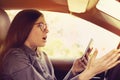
34, 22, 47, 32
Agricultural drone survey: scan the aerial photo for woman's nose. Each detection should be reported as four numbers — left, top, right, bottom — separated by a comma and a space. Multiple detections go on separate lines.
45, 27, 49, 33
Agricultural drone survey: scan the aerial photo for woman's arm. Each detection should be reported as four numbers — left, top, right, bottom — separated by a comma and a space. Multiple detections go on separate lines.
78, 49, 120, 80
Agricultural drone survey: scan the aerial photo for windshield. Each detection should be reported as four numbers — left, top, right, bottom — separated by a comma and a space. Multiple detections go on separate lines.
6, 10, 120, 60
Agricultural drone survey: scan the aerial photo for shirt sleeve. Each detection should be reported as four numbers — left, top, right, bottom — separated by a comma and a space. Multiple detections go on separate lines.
11, 64, 47, 80
63, 68, 80, 80
2, 49, 52, 80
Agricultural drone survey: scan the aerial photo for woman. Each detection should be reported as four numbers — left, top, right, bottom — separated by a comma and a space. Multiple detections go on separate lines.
0, 9, 120, 80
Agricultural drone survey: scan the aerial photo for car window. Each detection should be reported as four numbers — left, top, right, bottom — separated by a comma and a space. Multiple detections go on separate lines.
6, 10, 120, 60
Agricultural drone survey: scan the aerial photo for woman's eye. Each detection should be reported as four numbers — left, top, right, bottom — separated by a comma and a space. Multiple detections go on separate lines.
38, 23, 43, 27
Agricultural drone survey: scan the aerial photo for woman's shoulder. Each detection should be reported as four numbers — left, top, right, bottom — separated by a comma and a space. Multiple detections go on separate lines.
4, 48, 28, 61
2, 48, 30, 74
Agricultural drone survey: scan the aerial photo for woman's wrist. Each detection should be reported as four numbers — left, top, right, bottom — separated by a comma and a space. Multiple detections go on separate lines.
78, 69, 96, 80
71, 68, 77, 75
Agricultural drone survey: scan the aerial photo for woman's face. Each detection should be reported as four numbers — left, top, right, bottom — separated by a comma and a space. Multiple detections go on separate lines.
24, 16, 49, 49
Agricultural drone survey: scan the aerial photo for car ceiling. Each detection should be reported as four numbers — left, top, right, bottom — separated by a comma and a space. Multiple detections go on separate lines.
0, 0, 120, 36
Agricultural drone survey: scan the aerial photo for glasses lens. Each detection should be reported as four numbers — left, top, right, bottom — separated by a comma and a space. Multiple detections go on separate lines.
39, 22, 46, 32
35, 22, 47, 32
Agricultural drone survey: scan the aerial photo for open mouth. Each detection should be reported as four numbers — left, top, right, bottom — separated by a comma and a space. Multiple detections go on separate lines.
42, 36, 47, 41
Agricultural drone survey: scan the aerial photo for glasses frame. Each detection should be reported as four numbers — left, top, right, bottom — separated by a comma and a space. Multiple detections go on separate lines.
34, 22, 47, 32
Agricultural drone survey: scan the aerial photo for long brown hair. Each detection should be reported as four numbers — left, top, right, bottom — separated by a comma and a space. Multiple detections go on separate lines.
0, 9, 43, 60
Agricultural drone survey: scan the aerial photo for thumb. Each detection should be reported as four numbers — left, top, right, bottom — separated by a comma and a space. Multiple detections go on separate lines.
87, 48, 98, 69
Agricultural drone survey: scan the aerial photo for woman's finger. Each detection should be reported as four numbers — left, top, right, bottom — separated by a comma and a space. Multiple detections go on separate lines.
101, 49, 120, 65
90, 48, 98, 62
87, 48, 98, 69
105, 53, 120, 69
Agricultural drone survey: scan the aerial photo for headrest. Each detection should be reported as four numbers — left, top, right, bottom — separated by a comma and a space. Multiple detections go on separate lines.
0, 9, 10, 44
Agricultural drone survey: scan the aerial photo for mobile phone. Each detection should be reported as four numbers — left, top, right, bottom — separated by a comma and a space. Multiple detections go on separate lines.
82, 38, 94, 59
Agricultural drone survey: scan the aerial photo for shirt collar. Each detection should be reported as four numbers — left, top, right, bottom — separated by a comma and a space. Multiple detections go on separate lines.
20, 45, 37, 56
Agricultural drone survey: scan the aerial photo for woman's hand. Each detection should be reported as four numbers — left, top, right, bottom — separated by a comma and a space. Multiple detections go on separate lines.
71, 57, 87, 75
87, 49, 120, 74
71, 47, 92, 75
79, 49, 120, 80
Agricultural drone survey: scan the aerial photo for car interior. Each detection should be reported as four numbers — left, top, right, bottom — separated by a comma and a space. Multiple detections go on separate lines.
0, 0, 120, 80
